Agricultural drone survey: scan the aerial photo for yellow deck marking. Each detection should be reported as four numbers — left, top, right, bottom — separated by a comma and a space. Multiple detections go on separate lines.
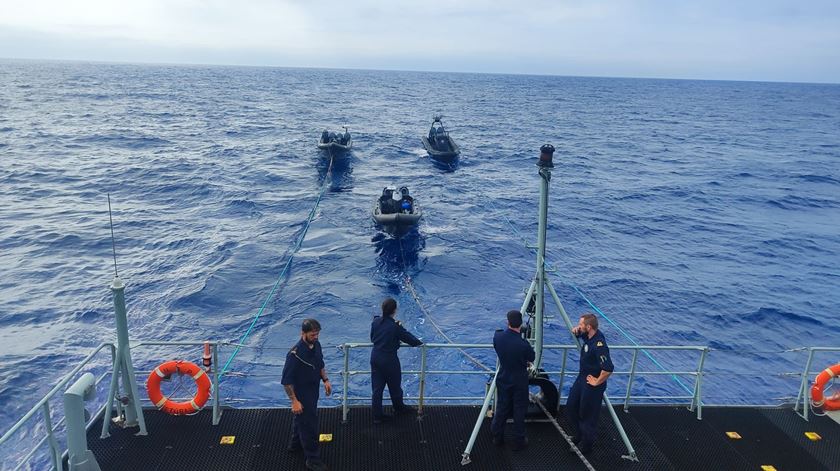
725, 431, 742, 439
319, 434, 333, 442
220, 436, 235, 445
761, 466, 777, 471
805, 432, 822, 441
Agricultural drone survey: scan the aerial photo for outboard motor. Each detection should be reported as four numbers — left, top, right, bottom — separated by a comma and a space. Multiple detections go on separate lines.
343, 130, 351, 144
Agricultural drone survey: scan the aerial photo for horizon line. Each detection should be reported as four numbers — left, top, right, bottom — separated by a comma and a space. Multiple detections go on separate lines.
2, 55, 839, 86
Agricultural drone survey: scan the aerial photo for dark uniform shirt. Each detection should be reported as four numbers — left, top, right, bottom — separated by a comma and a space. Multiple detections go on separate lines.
493, 329, 536, 386
281, 339, 325, 400
371, 316, 422, 354
577, 330, 614, 378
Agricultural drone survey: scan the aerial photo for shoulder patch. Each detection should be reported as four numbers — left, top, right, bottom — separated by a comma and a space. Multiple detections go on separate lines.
596, 341, 604, 347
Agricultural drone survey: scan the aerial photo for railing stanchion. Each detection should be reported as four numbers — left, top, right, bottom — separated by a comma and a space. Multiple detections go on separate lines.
419, 345, 428, 415
342, 344, 351, 423
796, 348, 815, 420
690, 348, 708, 420
624, 349, 639, 412
41, 404, 62, 471
212, 343, 221, 425
558, 348, 568, 401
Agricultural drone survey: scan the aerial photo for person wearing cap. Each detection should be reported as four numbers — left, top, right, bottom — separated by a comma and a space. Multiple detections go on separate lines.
491, 310, 535, 450
370, 297, 423, 423
282, 319, 331, 471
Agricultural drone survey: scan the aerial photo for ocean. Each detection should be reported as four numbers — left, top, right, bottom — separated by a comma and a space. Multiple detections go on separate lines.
1, 60, 839, 468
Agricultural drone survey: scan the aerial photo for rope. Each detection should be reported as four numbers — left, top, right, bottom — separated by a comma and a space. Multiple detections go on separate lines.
397, 235, 492, 372
488, 198, 695, 395
220, 150, 335, 377
531, 393, 597, 471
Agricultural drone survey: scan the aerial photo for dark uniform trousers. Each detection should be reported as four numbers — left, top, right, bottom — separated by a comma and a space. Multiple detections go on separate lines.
291, 385, 320, 460
491, 381, 528, 442
490, 328, 535, 445
566, 376, 606, 448
371, 354, 407, 416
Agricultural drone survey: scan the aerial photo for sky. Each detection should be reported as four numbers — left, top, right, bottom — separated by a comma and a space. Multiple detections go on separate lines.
1, 0, 839, 83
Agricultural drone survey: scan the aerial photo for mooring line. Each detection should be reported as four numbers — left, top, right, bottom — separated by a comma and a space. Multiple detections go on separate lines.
220, 149, 335, 377
397, 236, 493, 373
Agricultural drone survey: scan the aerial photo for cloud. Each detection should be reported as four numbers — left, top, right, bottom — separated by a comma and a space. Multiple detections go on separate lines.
1, 0, 839, 82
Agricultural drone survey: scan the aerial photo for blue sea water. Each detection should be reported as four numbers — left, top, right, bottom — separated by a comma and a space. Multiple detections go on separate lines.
1, 60, 839, 467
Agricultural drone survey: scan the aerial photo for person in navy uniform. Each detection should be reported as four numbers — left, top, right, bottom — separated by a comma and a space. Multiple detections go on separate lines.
370, 297, 423, 423
491, 310, 536, 450
282, 319, 331, 471
567, 313, 614, 455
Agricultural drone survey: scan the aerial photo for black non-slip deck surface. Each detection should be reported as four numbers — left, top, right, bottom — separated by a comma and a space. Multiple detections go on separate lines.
84, 405, 840, 470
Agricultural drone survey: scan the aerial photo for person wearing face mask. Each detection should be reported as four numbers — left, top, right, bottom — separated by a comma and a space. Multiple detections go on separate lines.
567, 313, 614, 455
282, 319, 331, 471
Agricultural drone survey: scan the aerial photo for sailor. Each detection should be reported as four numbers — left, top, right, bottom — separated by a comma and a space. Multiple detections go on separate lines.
567, 313, 614, 455
491, 310, 535, 450
399, 187, 413, 214
370, 297, 423, 423
281, 319, 331, 471
321, 130, 329, 144
379, 188, 396, 214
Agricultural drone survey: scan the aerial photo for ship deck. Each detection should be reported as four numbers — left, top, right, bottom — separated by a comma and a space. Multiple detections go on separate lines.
83, 404, 840, 471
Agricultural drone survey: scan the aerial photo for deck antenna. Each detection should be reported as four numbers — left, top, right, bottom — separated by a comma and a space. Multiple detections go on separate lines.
101, 193, 148, 438
107, 193, 119, 278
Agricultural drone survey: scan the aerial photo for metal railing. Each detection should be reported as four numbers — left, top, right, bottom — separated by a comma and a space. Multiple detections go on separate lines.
0, 341, 222, 471
338, 342, 710, 422
0, 343, 115, 471
6, 339, 836, 470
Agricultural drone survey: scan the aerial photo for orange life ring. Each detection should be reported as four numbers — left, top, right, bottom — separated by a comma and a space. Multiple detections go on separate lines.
811, 364, 840, 411
146, 360, 212, 415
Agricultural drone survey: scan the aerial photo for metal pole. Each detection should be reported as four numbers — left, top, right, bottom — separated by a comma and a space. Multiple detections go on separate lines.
101, 344, 121, 439
41, 404, 62, 471
624, 349, 639, 412
110, 277, 147, 435
690, 348, 708, 420
519, 277, 537, 316
533, 166, 550, 370
796, 348, 815, 420
461, 370, 499, 466
342, 345, 350, 423
212, 343, 221, 425
419, 345, 428, 415
558, 349, 568, 402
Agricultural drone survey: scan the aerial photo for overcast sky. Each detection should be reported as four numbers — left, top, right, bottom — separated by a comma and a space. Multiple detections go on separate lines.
1, 0, 839, 83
